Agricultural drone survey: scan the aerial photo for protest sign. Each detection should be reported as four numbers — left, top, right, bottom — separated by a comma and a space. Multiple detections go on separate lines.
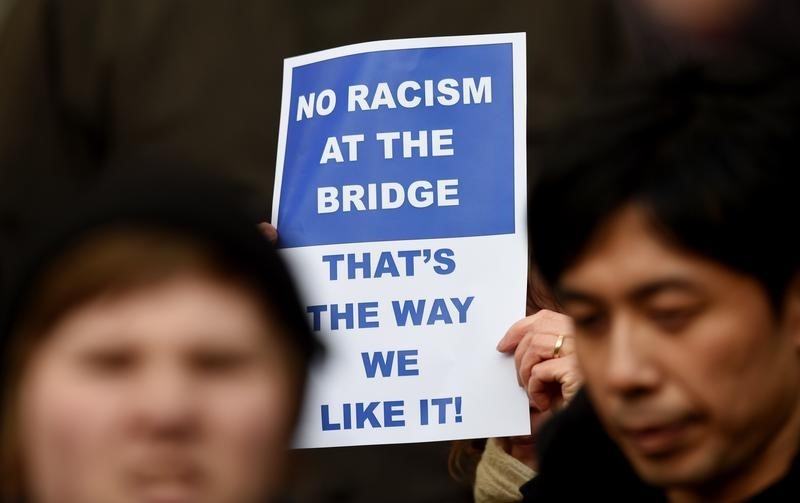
273, 33, 529, 448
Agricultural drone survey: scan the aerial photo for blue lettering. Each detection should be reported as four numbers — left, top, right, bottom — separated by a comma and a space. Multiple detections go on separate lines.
396, 249, 422, 276
374, 251, 400, 278
330, 303, 354, 330
433, 248, 456, 274
397, 350, 419, 376
361, 351, 396, 378
356, 402, 381, 428
426, 298, 453, 325
358, 301, 380, 328
392, 299, 426, 326
431, 397, 453, 424
306, 304, 327, 331
347, 253, 371, 279
451, 296, 474, 323
321, 404, 340, 431
362, 350, 418, 377
322, 254, 345, 280
384, 400, 405, 427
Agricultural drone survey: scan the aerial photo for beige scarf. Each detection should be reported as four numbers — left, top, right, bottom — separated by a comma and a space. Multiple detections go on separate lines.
474, 437, 536, 502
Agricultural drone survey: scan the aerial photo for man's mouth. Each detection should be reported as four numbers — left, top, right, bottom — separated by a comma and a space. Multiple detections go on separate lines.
617, 416, 698, 457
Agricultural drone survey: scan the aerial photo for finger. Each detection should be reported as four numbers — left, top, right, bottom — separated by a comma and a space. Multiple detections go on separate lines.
528, 355, 582, 412
497, 309, 571, 352
513, 334, 533, 386
258, 222, 279, 244
519, 332, 578, 385
554, 356, 582, 407
497, 315, 537, 352
550, 333, 576, 359
518, 332, 561, 385
528, 359, 561, 412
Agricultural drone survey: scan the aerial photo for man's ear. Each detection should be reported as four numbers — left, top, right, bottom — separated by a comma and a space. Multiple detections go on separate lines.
783, 274, 800, 348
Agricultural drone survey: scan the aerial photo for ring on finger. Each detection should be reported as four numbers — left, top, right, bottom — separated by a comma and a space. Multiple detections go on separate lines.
553, 334, 566, 359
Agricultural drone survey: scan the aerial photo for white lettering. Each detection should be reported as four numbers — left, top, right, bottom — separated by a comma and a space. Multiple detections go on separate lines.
316, 89, 336, 116
341, 134, 364, 162
463, 76, 492, 105
437, 179, 460, 206
436, 79, 460, 106
408, 180, 434, 207
342, 185, 366, 212
348, 84, 370, 112
371, 82, 397, 109
402, 131, 428, 158
320, 137, 344, 164
381, 182, 405, 209
318, 187, 339, 213
376, 131, 401, 159
397, 80, 422, 108
297, 93, 315, 121
432, 129, 454, 157
316, 180, 460, 213
345, 77, 493, 111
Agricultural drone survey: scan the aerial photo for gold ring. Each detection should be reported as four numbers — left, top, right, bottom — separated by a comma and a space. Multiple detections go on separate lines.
553, 334, 565, 359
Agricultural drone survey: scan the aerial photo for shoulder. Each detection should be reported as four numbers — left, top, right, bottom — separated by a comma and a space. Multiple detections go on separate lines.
521, 389, 664, 501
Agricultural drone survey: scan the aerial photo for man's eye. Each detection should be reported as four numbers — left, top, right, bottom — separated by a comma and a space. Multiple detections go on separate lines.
571, 312, 607, 334
649, 306, 700, 331
81, 351, 135, 374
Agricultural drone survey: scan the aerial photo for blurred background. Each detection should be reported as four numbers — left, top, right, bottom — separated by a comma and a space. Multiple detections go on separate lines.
1, 1, 797, 501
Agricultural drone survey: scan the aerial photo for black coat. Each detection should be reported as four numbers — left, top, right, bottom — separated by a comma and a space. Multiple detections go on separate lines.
522, 390, 800, 502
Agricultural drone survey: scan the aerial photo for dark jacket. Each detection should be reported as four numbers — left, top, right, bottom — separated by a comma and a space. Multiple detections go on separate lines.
522, 390, 800, 502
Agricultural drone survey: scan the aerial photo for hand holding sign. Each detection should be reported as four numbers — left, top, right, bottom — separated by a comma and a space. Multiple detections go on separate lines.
497, 309, 582, 411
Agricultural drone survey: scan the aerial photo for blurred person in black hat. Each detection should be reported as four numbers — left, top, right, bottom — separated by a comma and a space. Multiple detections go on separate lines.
0, 165, 320, 502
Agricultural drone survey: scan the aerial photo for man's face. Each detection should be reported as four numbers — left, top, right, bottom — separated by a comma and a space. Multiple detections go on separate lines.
558, 206, 800, 492
18, 272, 298, 503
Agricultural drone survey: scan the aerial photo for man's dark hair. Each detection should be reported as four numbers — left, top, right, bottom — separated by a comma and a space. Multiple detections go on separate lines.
528, 66, 800, 309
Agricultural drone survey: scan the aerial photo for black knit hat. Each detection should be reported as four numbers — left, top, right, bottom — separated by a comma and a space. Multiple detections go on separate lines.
0, 163, 321, 380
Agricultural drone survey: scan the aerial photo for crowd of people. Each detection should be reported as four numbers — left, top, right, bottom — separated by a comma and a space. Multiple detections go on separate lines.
1, 0, 799, 501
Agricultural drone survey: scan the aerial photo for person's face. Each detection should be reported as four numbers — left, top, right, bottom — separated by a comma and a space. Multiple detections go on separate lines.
18, 272, 298, 503
557, 206, 800, 492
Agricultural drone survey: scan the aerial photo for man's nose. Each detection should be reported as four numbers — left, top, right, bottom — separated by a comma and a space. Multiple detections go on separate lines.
605, 314, 661, 398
